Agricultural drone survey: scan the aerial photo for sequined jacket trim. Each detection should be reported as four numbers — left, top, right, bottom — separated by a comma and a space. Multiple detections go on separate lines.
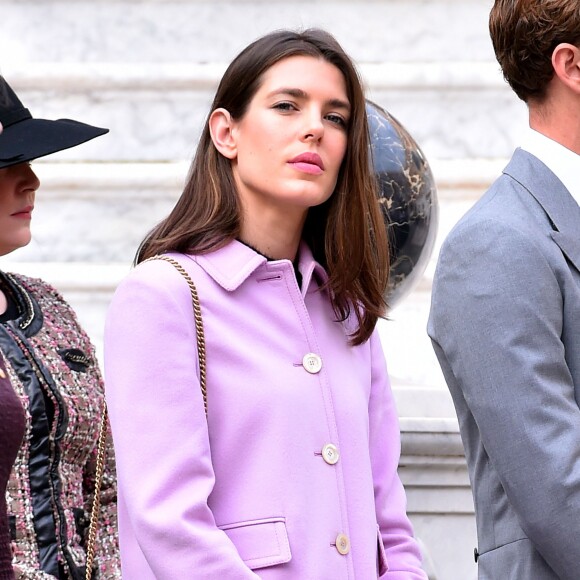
0, 272, 120, 580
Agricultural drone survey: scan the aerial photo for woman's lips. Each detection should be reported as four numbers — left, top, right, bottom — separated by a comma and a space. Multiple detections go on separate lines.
11, 206, 33, 219
288, 152, 324, 175
289, 161, 323, 175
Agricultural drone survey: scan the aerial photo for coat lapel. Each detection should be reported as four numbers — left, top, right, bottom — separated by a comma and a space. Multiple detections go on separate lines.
504, 148, 580, 273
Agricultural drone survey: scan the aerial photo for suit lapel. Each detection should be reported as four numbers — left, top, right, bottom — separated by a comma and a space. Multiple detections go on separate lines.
551, 231, 580, 274
504, 148, 580, 273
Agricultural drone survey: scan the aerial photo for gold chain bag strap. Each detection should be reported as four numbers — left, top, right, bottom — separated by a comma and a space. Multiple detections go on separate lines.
85, 409, 108, 580
85, 254, 208, 579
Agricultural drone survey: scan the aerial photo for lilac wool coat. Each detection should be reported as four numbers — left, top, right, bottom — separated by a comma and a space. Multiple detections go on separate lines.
104, 240, 426, 580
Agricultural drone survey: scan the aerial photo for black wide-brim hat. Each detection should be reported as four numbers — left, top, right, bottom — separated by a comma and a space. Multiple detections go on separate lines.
0, 75, 108, 169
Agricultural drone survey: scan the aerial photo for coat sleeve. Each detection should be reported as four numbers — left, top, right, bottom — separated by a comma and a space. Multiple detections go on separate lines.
368, 331, 427, 579
104, 261, 259, 579
428, 218, 580, 578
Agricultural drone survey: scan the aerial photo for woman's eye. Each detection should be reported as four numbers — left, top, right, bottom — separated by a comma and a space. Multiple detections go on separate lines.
273, 102, 296, 111
326, 113, 347, 128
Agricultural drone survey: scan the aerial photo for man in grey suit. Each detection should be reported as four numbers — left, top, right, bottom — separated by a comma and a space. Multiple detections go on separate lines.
428, 1, 580, 578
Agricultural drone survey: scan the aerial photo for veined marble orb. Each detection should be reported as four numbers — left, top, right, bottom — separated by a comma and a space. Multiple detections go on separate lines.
367, 100, 439, 307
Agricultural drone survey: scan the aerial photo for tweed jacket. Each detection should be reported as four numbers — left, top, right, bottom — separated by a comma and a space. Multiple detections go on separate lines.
0, 350, 24, 580
104, 240, 426, 579
428, 149, 580, 579
0, 272, 121, 580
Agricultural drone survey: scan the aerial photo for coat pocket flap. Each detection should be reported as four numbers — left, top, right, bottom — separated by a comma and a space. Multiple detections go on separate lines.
220, 517, 292, 570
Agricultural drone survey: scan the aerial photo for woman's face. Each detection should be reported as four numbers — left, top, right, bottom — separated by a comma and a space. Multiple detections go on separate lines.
0, 162, 39, 256
226, 55, 350, 218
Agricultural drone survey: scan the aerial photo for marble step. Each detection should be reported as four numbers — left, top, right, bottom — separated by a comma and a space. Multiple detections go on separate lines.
2, 61, 527, 162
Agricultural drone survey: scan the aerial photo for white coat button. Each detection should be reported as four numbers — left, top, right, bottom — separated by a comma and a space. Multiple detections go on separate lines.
322, 443, 339, 465
335, 533, 350, 555
302, 353, 322, 374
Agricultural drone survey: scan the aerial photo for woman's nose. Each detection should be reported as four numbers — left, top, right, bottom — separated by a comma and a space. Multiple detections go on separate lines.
301, 111, 324, 142
15, 163, 40, 192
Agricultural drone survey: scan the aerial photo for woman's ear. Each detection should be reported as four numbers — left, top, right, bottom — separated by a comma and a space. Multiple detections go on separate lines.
209, 108, 238, 160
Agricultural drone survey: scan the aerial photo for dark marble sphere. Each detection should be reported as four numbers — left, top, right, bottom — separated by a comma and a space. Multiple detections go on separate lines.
367, 101, 439, 307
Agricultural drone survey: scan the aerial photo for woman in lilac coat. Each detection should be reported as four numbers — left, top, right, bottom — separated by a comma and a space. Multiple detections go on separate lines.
104, 29, 426, 579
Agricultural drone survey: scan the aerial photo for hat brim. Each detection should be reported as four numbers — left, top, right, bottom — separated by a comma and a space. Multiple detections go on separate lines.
0, 118, 108, 169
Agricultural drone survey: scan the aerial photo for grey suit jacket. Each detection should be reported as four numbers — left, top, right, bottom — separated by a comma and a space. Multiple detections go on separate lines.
428, 149, 580, 579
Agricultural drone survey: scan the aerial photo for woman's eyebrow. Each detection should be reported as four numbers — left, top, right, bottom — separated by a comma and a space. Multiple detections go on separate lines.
266, 87, 350, 111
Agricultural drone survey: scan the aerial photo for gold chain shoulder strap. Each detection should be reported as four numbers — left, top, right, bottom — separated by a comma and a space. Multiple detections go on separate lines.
145, 254, 208, 414
85, 408, 108, 579
85, 254, 208, 579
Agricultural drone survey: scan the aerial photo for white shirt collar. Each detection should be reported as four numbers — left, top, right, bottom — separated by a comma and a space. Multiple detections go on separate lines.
520, 127, 580, 205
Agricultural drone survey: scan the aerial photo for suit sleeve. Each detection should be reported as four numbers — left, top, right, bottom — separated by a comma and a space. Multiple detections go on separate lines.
428, 218, 580, 577
368, 331, 427, 579
104, 261, 259, 579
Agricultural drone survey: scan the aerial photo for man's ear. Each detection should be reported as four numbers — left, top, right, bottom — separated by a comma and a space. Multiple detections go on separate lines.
552, 43, 580, 93
209, 108, 238, 159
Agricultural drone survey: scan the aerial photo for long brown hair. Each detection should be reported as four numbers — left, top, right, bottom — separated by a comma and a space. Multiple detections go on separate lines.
137, 29, 389, 345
